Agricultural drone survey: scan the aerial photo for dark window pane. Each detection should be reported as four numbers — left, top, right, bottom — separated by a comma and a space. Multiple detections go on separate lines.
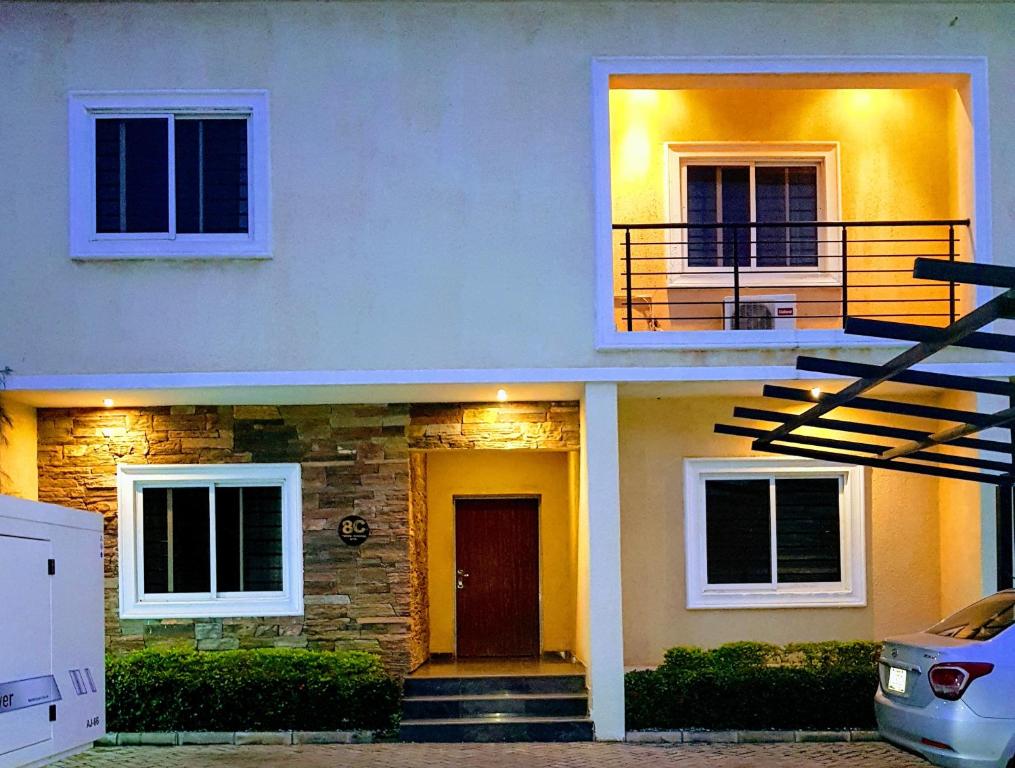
215, 487, 242, 592
176, 119, 249, 234
170, 487, 211, 593
705, 479, 771, 584
95, 118, 169, 233
141, 487, 210, 594
242, 487, 284, 591
928, 593, 1015, 641
174, 120, 201, 236
775, 478, 841, 583
755, 166, 819, 267
686, 165, 718, 267
755, 166, 788, 267
719, 167, 750, 267
215, 486, 283, 592
787, 167, 818, 267
142, 488, 169, 593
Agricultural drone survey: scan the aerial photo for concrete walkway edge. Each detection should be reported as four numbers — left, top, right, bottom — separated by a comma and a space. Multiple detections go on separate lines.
96, 729, 879, 747
626, 729, 881, 744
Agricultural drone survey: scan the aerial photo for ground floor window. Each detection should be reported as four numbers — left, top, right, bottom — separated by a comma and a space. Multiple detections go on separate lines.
116, 463, 303, 618
683, 457, 865, 609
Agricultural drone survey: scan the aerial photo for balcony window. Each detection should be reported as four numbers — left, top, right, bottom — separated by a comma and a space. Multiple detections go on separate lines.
666, 144, 839, 285
685, 164, 819, 268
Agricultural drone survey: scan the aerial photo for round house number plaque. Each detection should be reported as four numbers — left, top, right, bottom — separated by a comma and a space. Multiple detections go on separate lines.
338, 515, 370, 546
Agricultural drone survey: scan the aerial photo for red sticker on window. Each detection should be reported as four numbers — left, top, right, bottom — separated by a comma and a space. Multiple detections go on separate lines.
777, 307, 794, 316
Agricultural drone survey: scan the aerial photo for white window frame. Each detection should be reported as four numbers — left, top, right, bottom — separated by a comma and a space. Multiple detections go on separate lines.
69, 91, 271, 260
684, 457, 865, 609
116, 463, 303, 619
665, 142, 841, 288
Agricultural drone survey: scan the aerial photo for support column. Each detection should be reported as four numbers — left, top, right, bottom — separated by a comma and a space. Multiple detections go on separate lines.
578, 382, 625, 740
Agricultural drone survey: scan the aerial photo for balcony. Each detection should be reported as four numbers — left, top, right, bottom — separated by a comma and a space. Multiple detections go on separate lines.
613, 219, 971, 334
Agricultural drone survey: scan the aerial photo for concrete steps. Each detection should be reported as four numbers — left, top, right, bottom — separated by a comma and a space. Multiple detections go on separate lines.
399, 671, 592, 742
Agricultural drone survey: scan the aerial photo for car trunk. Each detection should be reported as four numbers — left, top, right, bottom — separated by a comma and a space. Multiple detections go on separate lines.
879, 632, 979, 709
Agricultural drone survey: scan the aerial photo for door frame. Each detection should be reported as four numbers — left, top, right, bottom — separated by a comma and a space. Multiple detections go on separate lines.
452, 494, 542, 658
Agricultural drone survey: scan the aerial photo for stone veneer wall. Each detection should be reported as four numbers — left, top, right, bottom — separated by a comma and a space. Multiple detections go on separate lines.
407, 452, 429, 671
35, 401, 581, 673
37, 405, 413, 672
407, 402, 580, 450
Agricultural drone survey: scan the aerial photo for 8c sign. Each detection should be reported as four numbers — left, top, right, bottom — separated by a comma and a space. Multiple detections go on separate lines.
338, 515, 370, 546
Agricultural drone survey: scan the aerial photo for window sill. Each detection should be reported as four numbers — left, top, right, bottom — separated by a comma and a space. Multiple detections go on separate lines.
687, 590, 867, 610
72, 242, 271, 261
665, 271, 843, 289
120, 594, 303, 620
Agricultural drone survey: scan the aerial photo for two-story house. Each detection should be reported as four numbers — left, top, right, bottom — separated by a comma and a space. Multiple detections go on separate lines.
1, 0, 1012, 742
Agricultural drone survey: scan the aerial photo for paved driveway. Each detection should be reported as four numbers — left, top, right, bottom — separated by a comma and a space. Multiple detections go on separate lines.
55, 743, 929, 767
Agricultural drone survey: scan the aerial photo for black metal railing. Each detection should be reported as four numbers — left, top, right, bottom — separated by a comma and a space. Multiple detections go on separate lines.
613, 219, 971, 332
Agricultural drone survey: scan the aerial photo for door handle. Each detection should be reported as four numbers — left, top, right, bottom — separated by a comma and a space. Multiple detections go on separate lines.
456, 569, 469, 589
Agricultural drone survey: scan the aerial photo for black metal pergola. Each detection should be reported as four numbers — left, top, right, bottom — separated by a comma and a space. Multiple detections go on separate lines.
715, 258, 1015, 591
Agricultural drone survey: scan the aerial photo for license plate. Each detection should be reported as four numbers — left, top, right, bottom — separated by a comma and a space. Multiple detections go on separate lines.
887, 666, 907, 694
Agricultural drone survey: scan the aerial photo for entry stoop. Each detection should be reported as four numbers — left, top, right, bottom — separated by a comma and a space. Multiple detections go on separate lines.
399, 670, 593, 742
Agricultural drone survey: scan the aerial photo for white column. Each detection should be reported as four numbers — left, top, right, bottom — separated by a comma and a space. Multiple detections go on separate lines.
578, 382, 625, 740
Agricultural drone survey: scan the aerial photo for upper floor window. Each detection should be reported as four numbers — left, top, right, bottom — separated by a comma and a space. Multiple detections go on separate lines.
69, 92, 270, 259
116, 463, 302, 618
665, 143, 840, 287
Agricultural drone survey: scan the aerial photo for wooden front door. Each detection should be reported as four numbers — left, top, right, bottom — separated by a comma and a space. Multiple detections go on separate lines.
455, 497, 540, 657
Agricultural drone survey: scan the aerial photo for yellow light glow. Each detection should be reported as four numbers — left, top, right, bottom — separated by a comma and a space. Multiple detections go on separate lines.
496, 389, 509, 402
102, 398, 114, 408
810, 387, 822, 400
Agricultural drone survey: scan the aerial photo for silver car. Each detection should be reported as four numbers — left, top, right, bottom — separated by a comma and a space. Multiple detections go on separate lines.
876, 590, 1015, 768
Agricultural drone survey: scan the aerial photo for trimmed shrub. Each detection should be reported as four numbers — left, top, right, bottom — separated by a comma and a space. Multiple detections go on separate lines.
106, 648, 400, 732
626, 641, 881, 731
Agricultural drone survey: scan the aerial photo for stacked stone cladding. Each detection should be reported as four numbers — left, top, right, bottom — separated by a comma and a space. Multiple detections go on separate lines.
36, 404, 412, 671
35, 401, 580, 674
407, 402, 580, 450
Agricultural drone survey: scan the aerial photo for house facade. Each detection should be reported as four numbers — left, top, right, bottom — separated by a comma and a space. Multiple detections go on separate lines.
1, 0, 1013, 740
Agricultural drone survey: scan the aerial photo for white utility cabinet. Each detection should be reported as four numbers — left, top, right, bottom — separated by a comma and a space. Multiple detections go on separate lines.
0, 495, 105, 767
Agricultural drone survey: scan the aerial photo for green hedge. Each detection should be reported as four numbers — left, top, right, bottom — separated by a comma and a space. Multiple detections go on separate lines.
106, 649, 400, 732
626, 641, 881, 731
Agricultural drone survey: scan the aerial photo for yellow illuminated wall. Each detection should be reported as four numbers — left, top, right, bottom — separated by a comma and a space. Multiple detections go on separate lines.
426, 450, 579, 655
610, 86, 969, 331
0, 400, 38, 500
618, 392, 985, 666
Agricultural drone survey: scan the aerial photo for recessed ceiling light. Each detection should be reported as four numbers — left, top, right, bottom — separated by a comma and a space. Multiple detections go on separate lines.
810, 387, 822, 399
496, 388, 508, 402
102, 398, 114, 408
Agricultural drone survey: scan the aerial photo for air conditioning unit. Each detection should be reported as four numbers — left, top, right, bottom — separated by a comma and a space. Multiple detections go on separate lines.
723, 294, 796, 330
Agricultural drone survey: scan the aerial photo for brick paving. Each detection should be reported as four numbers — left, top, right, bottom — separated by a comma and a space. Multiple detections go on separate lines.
54, 742, 929, 767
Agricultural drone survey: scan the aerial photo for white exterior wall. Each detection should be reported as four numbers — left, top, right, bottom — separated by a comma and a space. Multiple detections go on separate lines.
1, 1, 1014, 380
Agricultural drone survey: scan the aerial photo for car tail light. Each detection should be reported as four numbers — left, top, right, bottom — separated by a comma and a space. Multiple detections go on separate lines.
928, 662, 994, 700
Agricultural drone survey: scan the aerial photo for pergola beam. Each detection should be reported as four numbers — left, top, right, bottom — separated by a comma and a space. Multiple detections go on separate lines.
882, 404, 1015, 460
755, 288, 1015, 447
746, 441, 1006, 485
914, 257, 1015, 289
718, 423, 1015, 474
845, 318, 1015, 355
733, 405, 1014, 454
796, 355, 1015, 397
762, 385, 994, 425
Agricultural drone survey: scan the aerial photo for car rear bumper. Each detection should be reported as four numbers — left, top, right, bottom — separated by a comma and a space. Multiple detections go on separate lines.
876, 688, 1014, 768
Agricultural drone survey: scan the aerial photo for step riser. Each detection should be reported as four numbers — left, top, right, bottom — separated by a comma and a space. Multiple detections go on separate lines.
403, 675, 586, 697
402, 697, 588, 720
399, 720, 594, 743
